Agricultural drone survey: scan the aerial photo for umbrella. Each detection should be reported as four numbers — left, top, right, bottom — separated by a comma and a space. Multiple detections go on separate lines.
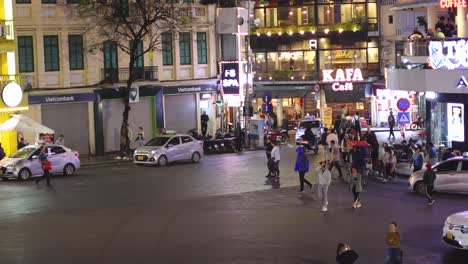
0, 114, 54, 134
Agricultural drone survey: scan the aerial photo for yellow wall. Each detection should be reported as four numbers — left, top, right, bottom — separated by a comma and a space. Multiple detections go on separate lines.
0, 0, 5, 20
0, 113, 17, 157
0, 53, 7, 75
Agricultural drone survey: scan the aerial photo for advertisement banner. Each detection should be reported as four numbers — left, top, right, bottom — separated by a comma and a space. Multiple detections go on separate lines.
323, 107, 333, 128
221, 63, 240, 94
447, 103, 464, 142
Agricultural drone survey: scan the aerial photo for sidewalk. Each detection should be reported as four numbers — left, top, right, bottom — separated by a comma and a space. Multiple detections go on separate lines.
80, 154, 133, 167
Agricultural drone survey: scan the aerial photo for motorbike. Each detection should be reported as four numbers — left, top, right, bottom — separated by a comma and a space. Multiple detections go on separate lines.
265, 129, 288, 144
301, 139, 319, 154
410, 116, 425, 130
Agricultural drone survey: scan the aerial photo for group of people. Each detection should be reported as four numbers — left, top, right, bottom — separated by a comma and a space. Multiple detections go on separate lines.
408, 15, 456, 41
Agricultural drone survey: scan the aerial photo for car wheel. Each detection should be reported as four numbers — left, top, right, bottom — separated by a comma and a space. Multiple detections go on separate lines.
158, 155, 168, 167
63, 163, 76, 176
191, 152, 201, 163
414, 181, 426, 195
18, 168, 31, 181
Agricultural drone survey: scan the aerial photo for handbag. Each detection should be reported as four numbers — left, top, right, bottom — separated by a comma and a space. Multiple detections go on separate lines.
43, 161, 52, 171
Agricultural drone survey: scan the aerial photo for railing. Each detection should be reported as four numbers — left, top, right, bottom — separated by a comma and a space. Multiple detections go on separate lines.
101, 66, 158, 82
0, 20, 14, 40
400, 40, 428, 56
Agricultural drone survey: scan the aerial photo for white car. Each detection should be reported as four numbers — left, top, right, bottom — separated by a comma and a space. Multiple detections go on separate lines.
409, 156, 468, 194
133, 134, 203, 166
0, 144, 80, 181
443, 211, 468, 250
295, 117, 323, 144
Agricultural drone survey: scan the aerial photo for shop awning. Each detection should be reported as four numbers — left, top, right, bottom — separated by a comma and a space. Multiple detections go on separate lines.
253, 84, 313, 98
0, 114, 54, 134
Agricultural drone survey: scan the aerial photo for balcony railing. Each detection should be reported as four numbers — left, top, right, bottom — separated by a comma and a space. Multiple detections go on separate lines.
0, 20, 14, 40
101, 66, 158, 83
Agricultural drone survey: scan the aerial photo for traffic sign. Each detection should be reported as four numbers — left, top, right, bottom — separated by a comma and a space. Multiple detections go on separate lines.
396, 98, 410, 112
397, 112, 410, 125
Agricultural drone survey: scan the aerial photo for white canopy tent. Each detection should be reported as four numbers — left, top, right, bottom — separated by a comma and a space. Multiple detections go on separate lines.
0, 114, 54, 134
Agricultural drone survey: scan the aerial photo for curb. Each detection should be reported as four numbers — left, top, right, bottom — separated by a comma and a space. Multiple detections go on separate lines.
81, 159, 133, 167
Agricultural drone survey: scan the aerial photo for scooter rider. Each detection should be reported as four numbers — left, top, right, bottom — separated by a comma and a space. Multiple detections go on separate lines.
304, 127, 316, 149
265, 137, 274, 178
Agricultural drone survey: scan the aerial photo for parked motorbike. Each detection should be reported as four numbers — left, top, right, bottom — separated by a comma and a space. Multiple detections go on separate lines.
410, 116, 425, 130
265, 129, 288, 144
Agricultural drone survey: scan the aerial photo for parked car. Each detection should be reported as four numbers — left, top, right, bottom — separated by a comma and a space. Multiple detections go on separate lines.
409, 156, 468, 194
443, 211, 468, 250
133, 134, 203, 166
295, 117, 324, 145
0, 144, 80, 181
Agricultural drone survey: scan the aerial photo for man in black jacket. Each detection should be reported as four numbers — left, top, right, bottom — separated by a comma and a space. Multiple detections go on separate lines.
423, 163, 436, 205
265, 138, 273, 178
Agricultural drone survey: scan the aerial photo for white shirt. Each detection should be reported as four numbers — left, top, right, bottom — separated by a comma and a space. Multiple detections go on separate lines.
326, 133, 339, 146
318, 168, 332, 185
271, 146, 280, 161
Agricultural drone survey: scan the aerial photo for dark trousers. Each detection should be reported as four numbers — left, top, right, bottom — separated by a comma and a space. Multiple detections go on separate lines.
352, 186, 360, 203
272, 161, 280, 177
389, 126, 395, 139
330, 160, 343, 177
299, 171, 312, 191
385, 163, 395, 179
266, 154, 272, 176
342, 151, 349, 163
426, 184, 434, 203
201, 123, 208, 137
36, 170, 51, 186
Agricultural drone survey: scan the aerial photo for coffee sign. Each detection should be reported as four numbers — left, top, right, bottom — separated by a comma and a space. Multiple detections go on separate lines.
440, 0, 467, 8
322, 68, 364, 91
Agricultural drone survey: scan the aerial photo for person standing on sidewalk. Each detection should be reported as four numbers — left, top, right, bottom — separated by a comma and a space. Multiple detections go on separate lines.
350, 167, 362, 208
388, 111, 396, 140
295, 145, 312, 193
35, 146, 52, 187
318, 161, 332, 212
329, 140, 343, 178
270, 140, 281, 180
423, 163, 436, 205
201, 111, 209, 137
410, 147, 424, 173
265, 138, 273, 178
135, 126, 145, 147
385, 222, 402, 264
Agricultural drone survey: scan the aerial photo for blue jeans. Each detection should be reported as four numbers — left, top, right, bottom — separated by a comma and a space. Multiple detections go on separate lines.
385, 248, 402, 264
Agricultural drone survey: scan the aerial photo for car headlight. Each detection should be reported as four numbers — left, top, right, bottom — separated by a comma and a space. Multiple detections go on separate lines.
6, 164, 13, 169
150, 150, 159, 155
461, 226, 468, 233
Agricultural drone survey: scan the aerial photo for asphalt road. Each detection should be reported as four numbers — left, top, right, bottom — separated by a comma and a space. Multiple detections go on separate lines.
0, 144, 467, 264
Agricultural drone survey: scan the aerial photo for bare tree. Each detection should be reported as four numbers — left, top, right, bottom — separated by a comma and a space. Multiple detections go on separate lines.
76, 0, 193, 156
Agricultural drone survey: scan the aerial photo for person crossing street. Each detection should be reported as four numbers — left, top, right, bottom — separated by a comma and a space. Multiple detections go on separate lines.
318, 161, 332, 212
265, 138, 273, 178
329, 140, 343, 178
423, 163, 436, 205
295, 145, 312, 193
270, 140, 281, 180
388, 111, 396, 140
35, 146, 52, 187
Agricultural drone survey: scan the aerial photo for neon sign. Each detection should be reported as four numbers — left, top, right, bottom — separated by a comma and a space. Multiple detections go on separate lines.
428, 40, 468, 70
440, 0, 467, 8
322, 68, 364, 91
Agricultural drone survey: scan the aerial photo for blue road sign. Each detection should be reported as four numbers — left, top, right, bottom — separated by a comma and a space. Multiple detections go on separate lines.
397, 112, 410, 125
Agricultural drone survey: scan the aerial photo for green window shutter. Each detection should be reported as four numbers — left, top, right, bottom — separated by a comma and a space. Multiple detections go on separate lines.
179, 32, 191, 65
197, 32, 207, 64
68, 35, 84, 70
18, 36, 34, 73
41, 0, 56, 3
104, 41, 119, 81
44, 35, 60, 72
16, 0, 31, 4
162, 33, 173, 66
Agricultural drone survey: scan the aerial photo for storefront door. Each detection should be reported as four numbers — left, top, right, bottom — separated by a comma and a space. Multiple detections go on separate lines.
164, 94, 197, 134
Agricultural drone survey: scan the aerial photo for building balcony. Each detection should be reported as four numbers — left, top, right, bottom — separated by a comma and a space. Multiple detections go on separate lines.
101, 66, 158, 83
0, 20, 14, 41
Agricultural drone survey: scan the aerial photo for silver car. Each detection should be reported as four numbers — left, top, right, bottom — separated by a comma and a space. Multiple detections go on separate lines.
409, 156, 468, 194
133, 134, 204, 166
0, 144, 81, 181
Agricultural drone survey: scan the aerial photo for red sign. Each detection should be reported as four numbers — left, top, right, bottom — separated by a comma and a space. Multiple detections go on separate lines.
396, 98, 411, 112
440, 0, 467, 8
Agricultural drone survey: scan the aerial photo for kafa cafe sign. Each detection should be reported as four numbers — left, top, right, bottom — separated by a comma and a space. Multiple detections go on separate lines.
221, 63, 240, 94
428, 39, 468, 70
322, 68, 364, 91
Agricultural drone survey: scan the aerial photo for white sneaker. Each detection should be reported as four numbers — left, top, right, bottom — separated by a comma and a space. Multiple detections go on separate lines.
115, 156, 122, 160
322, 206, 328, 212
357, 202, 362, 208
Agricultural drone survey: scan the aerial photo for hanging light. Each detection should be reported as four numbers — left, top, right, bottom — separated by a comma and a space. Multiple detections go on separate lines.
278, 32, 283, 36
324, 29, 329, 34
338, 28, 343, 33
288, 31, 293, 35
266, 32, 271, 36
299, 30, 304, 35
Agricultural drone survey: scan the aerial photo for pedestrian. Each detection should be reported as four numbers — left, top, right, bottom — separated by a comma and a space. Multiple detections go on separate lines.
351, 146, 366, 179
18, 137, 27, 149
336, 243, 359, 264
201, 111, 209, 137
441, 148, 454, 161
281, 116, 289, 138
427, 142, 438, 164
265, 137, 273, 178
385, 222, 402, 264
0, 143, 5, 160
352, 112, 361, 139
435, 16, 446, 35
423, 163, 436, 205
388, 111, 396, 140
295, 145, 312, 193
327, 129, 339, 151
334, 116, 342, 141
318, 161, 332, 212
410, 147, 424, 173
55, 134, 65, 146
270, 140, 281, 180
378, 143, 388, 178
135, 126, 145, 147
35, 145, 52, 187
383, 146, 397, 182
350, 167, 362, 208
341, 134, 350, 164
329, 140, 343, 178
321, 127, 329, 160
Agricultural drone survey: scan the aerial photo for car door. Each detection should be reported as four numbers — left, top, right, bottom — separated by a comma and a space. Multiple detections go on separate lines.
28, 148, 43, 176
433, 160, 461, 192
48, 146, 66, 174
165, 137, 182, 161
180, 136, 195, 160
